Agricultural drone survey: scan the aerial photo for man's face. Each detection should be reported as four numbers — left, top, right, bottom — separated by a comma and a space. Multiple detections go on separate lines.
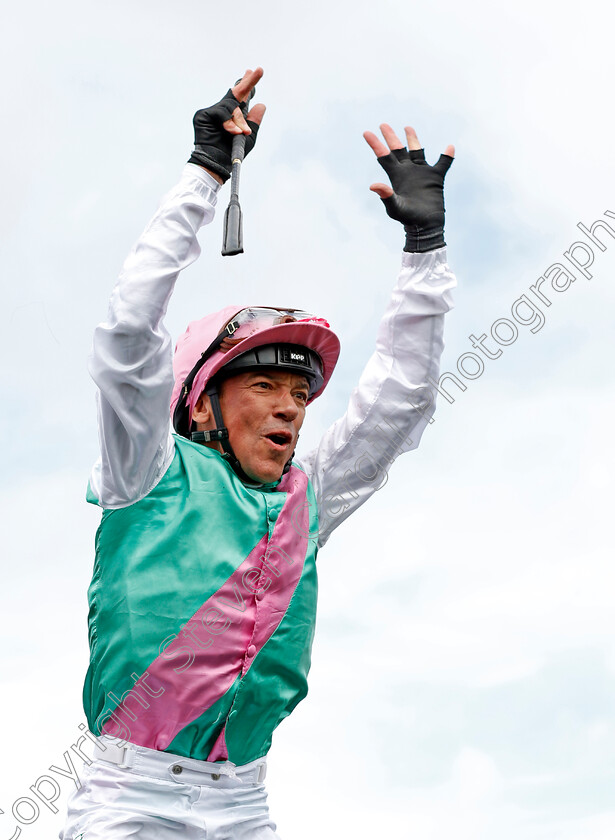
193, 369, 310, 484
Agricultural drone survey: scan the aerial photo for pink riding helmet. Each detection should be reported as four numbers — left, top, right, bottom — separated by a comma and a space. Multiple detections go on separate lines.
170, 304, 341, 433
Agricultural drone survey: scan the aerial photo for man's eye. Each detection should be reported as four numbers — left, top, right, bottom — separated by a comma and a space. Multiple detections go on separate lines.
294, 392, 308, 403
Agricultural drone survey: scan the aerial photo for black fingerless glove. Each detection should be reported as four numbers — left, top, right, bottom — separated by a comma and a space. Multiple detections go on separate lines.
377, 148, 453, 253
188, 89, 260, 183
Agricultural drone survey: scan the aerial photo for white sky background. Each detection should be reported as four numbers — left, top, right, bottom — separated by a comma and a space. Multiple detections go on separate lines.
1, 0, 614, 837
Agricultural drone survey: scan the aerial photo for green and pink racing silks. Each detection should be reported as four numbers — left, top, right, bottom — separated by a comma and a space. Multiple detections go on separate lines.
84, 437, 319, 765
84, 164, 456, 764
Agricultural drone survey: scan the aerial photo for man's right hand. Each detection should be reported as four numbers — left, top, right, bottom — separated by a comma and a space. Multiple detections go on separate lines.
188, 68, 266, 184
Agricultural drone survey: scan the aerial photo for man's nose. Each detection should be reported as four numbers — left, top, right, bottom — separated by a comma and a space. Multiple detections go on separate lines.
273, 389, 299, 419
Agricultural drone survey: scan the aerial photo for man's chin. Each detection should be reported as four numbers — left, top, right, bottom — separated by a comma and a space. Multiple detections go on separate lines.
232, 438, 296, 484
243, 454, 288, 485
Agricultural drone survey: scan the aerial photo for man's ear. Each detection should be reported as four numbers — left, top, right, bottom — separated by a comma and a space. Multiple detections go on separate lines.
191, 392, 213, 428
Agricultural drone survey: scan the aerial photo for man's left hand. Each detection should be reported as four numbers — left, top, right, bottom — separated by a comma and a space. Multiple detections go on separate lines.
364, 124, 455, 253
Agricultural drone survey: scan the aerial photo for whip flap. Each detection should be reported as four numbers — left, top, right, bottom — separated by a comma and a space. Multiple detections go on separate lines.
222, 86, 255, 256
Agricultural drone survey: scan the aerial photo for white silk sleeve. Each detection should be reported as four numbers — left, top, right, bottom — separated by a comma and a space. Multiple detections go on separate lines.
88, 165, 220, 508
297, 247, 456, 548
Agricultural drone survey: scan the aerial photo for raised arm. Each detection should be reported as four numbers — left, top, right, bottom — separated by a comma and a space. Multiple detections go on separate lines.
88, 70, 266, 508
298, 123, 456, 547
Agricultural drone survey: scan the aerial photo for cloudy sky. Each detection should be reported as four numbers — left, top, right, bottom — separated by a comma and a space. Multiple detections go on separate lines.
2, 0, 614, 837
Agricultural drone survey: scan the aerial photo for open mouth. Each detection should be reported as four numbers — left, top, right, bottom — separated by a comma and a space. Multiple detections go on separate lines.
264, 431, 293, 450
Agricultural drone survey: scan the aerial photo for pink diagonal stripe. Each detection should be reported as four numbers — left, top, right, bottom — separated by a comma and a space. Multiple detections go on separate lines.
102, 466, 310, 752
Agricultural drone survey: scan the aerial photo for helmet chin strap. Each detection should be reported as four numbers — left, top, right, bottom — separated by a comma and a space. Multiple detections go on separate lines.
190, 382, 294, 483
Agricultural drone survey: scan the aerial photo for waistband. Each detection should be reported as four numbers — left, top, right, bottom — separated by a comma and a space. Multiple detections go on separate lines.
93, 735, 267, 787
